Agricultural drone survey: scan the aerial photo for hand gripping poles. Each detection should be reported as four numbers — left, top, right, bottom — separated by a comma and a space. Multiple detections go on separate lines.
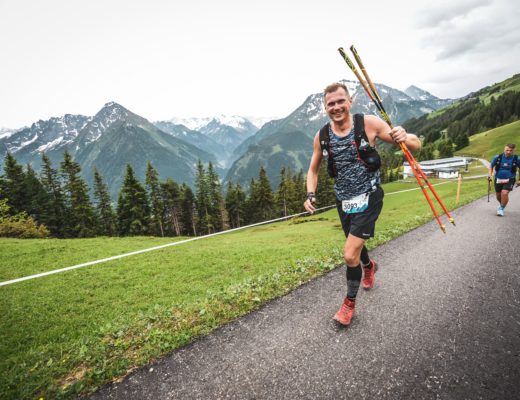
338, 46, 455, 233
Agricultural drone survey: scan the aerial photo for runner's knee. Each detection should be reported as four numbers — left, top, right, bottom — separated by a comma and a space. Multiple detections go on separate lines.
344, 249, 361, 266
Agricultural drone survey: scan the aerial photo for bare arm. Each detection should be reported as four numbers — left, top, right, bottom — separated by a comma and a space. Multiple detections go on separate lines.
365, 115, 421, 151
304, 131, 323, 214
489, 157, 496, 180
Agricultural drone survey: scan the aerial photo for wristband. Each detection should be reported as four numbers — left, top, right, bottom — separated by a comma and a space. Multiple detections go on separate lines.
306, 192, 316, 202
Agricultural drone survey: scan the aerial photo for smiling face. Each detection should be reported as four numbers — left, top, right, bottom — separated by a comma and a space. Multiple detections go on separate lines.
324, 86, 352, 124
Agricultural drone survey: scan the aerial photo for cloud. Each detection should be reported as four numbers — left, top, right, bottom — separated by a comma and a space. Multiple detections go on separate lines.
416, 0, 492, 28
418, 0, 520, 61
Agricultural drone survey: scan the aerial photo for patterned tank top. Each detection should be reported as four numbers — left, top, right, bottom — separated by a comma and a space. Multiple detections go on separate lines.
329, 124, 380, 200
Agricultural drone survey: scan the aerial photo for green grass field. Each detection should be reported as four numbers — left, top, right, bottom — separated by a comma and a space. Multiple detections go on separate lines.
0, 177, 489, 399
429, 74, 520, 118
455, 120, 520, 159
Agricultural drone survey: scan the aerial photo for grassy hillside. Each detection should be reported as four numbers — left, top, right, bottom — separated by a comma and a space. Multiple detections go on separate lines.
429, 73, 520, 119
455, 119, 520, 159
0, 174, 488, 400
403, 73, 520, 144
478, 73, 520, 105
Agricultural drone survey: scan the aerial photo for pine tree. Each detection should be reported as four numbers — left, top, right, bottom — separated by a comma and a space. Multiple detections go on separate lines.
225, 182, 246, 228
40, 153, 66, 237
92, 167, 116, 236
244, 177, 258, 225
195, 160, 213, 234
60, 151, 96, 237
415, 143, 435, 162
145, 161, 165, 237
23, 164, 49, 225
453, 132, 469, 150
117, 164, 149, 236
275, 167, 291, 217
250, 167, 275, 223
292, 169, 306, 212
161, 178, 182, 236
179, 183, 197, 236
207, 162, 228, 231
437, 140, 454, 158
0, 152, 27, 215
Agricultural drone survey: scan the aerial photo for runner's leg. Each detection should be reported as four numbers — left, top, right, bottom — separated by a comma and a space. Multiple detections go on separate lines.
344, 234, 365, 301
500, 190, 510, 208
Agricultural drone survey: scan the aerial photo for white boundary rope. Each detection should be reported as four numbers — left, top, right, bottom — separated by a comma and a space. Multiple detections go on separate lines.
1, 177, 482, 288
0, 205, 335, 287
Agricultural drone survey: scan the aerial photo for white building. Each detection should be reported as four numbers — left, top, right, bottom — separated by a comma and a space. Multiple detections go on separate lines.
403, 157, 469, 179
437, 168, 459, 179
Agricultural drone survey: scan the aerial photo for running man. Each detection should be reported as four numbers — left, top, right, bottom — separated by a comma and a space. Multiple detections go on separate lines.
489, 143, 520, 216
304, 82, 421, 326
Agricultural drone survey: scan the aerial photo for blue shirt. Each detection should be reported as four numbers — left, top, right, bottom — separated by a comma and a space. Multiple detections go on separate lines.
490, 153, 517, 180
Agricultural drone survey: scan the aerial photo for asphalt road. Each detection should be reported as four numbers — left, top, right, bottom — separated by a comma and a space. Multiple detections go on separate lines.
88, 190, 520, 400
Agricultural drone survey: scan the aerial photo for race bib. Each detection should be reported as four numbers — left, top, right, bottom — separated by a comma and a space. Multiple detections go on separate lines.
342, 192, 370, 214
496, 178, 510, 184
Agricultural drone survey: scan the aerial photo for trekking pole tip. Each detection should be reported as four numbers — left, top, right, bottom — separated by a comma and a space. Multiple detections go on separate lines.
449, 218, 456, 226
440, 224, 446, 233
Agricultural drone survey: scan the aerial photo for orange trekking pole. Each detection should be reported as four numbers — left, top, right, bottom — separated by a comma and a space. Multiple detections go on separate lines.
338, 46, 455, 232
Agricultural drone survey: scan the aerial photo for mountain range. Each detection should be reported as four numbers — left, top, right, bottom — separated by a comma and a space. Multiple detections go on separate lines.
0, 103, 217, 199
223, 80, 453, 188
0, 80, 452, 198
155, 116, 258, 168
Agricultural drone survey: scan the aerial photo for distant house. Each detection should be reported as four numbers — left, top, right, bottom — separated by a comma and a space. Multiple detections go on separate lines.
403, 156, 468, 179
437, 168, 459, 179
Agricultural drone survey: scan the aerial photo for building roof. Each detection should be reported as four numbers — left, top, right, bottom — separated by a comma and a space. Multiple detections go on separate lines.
404, 156, 467, 167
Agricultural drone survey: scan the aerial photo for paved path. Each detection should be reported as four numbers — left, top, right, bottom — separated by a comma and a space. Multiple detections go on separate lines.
89, 190, 520, 400
476, 157, 491, 169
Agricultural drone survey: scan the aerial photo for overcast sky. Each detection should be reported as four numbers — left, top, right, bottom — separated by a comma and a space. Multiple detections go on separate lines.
1, 0, 519, 128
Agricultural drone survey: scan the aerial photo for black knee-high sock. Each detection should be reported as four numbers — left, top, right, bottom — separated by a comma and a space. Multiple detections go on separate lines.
346, 264, 362, 301
360, 246, 371, 267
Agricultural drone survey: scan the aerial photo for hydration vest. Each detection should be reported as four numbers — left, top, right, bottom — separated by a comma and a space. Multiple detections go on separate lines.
319, 113, 381, 178
494, 153, 518, 174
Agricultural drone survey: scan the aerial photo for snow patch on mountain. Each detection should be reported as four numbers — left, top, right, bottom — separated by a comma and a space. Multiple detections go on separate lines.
36, 137, 66, 153
103, 102, 129, 124
10, 134, 38, 152
167, 115, 259, 134
168, 117, 213, 131
0, 129, 17, 140
213, 115, 248, 129
305, 94, 326, 121
244, 116, 279, 129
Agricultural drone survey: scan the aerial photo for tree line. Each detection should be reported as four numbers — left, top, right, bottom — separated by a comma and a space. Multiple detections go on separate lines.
0, 152, 326, 238
403, 87, 520, 152
0, 144, 406, 239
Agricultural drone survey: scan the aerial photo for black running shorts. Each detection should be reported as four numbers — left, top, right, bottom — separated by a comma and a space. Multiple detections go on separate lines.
494, 178, 515, 192
336, 186, 384, 240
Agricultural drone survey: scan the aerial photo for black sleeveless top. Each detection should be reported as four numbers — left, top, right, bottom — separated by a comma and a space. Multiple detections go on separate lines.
329, 124, 380, 200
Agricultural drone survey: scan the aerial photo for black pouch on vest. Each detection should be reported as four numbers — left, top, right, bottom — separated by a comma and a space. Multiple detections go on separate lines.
319, 114, 381, 178
354, 114, 381, 172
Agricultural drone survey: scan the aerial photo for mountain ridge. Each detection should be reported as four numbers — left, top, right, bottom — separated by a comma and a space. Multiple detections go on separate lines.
0, 102, 216, 200
0, 80, 456, 198
224, 79, 453, 188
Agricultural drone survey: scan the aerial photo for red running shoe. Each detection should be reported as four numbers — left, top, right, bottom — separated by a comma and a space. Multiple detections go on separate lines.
362, 260, 377, 290
333, 298, 355, 326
